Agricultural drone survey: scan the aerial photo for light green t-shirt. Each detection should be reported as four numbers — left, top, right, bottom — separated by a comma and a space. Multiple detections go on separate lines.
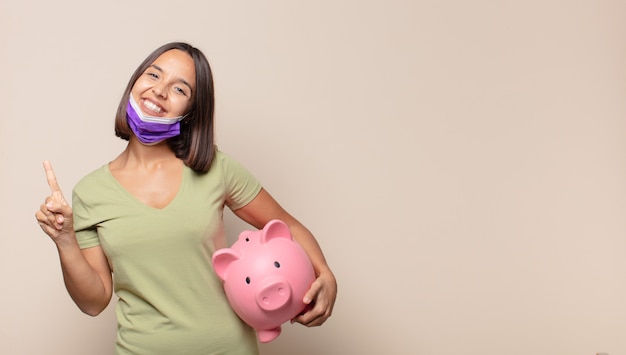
72, 151, 262, 355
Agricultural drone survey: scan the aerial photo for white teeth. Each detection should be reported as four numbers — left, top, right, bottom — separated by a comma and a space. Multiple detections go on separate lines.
143, 100, 162, 113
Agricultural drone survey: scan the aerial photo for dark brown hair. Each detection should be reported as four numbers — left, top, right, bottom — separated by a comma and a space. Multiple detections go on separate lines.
114, 42, 216, 173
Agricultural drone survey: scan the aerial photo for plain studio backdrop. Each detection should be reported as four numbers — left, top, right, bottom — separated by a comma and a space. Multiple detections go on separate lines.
1, 1, 625, 354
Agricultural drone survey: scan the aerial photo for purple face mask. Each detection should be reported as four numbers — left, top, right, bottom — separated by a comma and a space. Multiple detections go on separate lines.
126, 95, 185, 145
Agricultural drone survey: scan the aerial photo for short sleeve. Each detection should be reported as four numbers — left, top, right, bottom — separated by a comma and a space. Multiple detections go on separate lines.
72, 175, 101, 249
216, 151, 262, 210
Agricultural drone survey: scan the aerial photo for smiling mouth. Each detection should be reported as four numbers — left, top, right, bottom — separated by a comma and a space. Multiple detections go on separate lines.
143, 99, 163, 114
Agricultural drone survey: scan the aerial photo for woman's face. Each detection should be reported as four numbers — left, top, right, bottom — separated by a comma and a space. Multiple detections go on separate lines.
131, 49, 196, 118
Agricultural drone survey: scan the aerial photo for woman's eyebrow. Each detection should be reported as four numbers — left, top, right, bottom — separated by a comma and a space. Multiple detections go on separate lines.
149, 64, 163, 73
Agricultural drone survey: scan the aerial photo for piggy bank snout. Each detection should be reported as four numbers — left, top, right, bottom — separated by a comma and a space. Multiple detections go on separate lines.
255, 277, 292, 311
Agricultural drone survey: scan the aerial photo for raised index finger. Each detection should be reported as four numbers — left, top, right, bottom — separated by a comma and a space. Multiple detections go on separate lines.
43, 160, 62, 194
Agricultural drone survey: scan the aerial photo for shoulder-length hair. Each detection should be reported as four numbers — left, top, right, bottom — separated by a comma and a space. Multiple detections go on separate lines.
114, 42, 216, 173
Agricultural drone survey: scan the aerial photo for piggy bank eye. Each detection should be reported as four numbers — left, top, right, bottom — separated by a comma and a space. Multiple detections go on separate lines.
245, 237, 250, 242
274, 261, 281, 268
245, 276, 251, 284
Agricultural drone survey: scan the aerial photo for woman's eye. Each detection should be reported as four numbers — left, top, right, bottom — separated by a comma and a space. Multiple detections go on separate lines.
147, 72, 158, 78
173, 86, 187, 96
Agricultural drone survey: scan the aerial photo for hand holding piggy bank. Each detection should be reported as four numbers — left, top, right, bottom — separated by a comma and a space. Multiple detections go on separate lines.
212, 219, 316, 343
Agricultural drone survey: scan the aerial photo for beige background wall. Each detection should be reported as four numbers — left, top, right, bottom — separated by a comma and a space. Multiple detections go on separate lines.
1, 1, 625, 354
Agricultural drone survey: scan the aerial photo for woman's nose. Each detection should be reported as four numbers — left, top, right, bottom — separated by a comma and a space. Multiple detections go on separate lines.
152, 83, 167, 98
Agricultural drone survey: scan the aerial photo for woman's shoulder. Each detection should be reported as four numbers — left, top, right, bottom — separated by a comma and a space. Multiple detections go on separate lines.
73, 164, 111, 192
208, 149, 241, 170
213, 149, 231, 162
192, 149, 255, 181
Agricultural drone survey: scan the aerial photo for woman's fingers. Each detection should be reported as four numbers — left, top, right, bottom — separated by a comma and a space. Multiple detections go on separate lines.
44, 161, 63, 195
37, 161, 72, 237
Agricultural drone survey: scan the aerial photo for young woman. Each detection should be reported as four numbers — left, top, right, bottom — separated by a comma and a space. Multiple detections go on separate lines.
35, 42, 337, 355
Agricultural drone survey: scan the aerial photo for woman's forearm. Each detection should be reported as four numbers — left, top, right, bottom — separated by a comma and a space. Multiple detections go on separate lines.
55, 237, 112, 316
288, 222, 333, 276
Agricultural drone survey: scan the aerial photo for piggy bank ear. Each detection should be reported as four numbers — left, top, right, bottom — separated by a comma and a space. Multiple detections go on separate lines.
212, 249, 241, 281
260, 219, 293, 243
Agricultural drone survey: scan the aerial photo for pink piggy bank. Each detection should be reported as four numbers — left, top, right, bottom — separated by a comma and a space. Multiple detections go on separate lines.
212, 219, 315, 343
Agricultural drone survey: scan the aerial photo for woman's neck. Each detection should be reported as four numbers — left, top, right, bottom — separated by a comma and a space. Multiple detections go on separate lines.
111, 138, 180, 170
